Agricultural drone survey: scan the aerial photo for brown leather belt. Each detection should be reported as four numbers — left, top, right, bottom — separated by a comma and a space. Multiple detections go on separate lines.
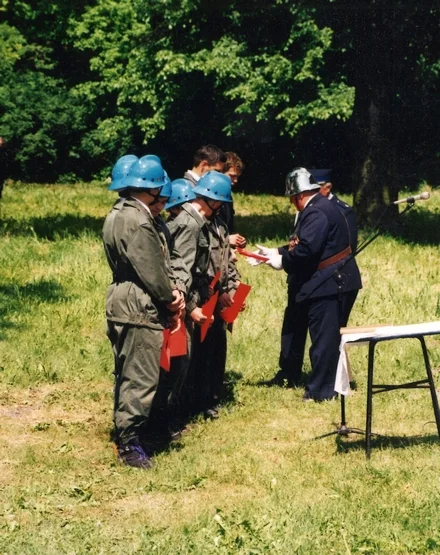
317, 246, 352, 271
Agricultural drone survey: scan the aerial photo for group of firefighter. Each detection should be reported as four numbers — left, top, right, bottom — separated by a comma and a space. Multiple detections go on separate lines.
103, 144, 361, 469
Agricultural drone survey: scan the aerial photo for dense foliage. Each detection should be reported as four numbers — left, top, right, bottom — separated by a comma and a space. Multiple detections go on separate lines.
1, 1, 439, 222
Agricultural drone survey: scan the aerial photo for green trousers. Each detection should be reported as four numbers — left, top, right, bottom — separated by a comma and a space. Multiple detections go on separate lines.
107, 321, 163, 444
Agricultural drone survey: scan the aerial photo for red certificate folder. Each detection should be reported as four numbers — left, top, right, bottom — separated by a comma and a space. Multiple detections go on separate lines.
160, 329, 171, 371
200, 291, 219, 343
169, 320, 187, 357
236, 248, 269, 262
210, 270, 221, 290
199, 271, 222, 343
220, 283, 252, 324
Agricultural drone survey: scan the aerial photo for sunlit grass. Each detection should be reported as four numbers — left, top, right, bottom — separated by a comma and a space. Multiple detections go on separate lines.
0, 182, 440, 553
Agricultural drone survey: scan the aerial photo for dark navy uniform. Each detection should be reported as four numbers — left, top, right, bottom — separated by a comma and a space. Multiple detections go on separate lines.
278, 193, 361, 400
330, 194, 361, 326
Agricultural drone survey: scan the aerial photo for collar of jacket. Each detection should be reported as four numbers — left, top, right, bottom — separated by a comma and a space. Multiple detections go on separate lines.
303, 192, 323, 210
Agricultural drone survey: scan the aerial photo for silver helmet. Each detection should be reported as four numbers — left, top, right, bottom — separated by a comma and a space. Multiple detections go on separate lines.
285, 167, 320, 196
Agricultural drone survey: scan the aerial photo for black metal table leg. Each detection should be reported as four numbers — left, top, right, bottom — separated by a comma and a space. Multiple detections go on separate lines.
365, 340, 376, 459
419, 336, 440, 438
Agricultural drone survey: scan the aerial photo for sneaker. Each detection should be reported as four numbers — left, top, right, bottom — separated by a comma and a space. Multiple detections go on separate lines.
117, 440, 154, 469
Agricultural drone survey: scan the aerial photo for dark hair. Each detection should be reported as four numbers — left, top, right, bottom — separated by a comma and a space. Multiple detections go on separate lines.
224, 151, 245, 174
193, 144, 226, 167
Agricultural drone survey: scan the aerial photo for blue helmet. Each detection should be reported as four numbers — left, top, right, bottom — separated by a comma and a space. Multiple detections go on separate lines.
142, 154, 162, 164
121, 155, 170, 189
159, 173, 172, 198
192, 171, 232, 203
165, 179, 197, 209
108, 155, 138, 191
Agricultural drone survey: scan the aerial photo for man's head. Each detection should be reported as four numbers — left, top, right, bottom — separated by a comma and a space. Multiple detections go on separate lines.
223, 152, 244, 185
192, 171, 232, 218
192, 144, 226, 176
165, 179, 196, 216
309, 168, 332, 197
122, 155, 169, 207
285, 167, 320, 212
149, 176, 172, 217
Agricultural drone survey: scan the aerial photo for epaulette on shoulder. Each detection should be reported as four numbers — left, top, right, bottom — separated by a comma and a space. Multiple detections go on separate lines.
336, 199, 350, 209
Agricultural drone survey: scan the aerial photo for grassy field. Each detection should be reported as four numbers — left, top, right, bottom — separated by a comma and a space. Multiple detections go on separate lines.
1, 182, 440, 554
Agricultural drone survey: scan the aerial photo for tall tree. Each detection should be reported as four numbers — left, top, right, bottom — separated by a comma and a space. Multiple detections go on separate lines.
316, 0, 440, 225
71, 0, 354, 179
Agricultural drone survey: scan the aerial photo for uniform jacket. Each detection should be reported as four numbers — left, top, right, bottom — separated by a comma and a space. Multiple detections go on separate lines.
154, 215, 189, 295
103, 197, 175, 328
206, 215, 239, 297
218, 202, 235, 234
280, 193, 362, 302
330, 194, 358, 253
166, 202, 211, 313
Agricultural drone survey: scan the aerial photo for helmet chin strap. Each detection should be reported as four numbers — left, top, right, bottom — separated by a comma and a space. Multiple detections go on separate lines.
147, 188, 163, 206
205, 198, 221, 218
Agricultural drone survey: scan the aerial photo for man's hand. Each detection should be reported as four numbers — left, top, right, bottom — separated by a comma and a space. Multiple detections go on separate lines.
168, 314, 181, 333
190, 307, 213, 326
256, 244, 278, 257
167, 290, 185, 312
218, 292, 234, 310
230, 233, 247, 249
265, 253, 284, 270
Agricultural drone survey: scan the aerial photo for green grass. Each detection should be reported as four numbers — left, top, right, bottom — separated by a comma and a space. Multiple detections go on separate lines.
1, 182, 440, 554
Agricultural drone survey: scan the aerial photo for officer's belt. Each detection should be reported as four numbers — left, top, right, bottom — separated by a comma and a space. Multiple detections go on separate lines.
317, 246, 351, 271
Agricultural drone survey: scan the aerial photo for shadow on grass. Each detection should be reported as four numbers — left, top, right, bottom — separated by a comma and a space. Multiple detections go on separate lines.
0, 214, 104, 240
0, 279, 65, 340
386, 210, 440, 246
1, 205, 437, 246
235, 213, 293, 244
236, 209, 440, 247
332, 432, 440, 455
222, 369, 243, 405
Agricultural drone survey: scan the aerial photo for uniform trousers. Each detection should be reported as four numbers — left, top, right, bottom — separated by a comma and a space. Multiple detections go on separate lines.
191, 317, 227, 413
280, 292, 341, 400
107, 321, 162, 443
166, 318, 194, 426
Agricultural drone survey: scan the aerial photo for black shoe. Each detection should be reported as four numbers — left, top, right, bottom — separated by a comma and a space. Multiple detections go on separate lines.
204, 408, 219, 420
302, 392, 338, 403
117, 439, 154, 469
169, 428, 182, 441
260, 371, 300, 388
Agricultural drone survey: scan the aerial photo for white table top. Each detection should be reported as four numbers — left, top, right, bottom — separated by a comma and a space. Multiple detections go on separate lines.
335, 321, 440, 396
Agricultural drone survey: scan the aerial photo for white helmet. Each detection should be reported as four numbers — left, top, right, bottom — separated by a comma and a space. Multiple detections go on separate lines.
285, 167, 320, 196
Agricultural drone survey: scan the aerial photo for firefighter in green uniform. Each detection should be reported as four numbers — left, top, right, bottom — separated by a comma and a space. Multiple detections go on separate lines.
103, 156, 184, 468
191, 172, 240, 419
166, 171, 235, 424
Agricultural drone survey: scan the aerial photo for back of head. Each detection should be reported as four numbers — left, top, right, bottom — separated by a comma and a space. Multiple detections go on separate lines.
193, 171, 233, 203
193, 144, 226, 168
121, 155, 170, 190
109, 155, 139, 191
285, 167, 320, 196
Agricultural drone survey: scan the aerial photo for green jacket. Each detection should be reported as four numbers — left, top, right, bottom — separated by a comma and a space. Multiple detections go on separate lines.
155, 214, 189, 295
167, 203, 211, 313
206, 215, 239, 297
103, 197, 175, 329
